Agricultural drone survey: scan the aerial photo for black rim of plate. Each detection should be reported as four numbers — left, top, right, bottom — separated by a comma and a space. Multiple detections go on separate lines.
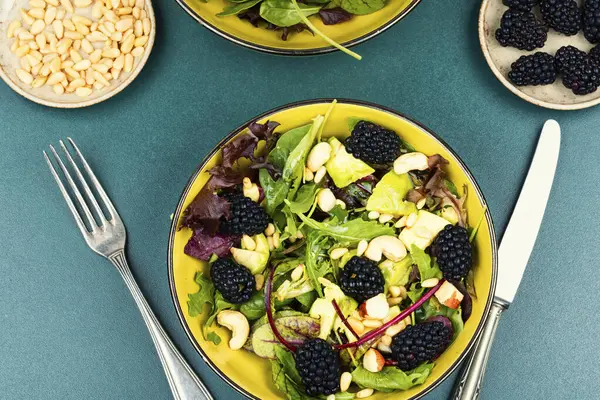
173, 0, 422, 56
167, 98, 499, 400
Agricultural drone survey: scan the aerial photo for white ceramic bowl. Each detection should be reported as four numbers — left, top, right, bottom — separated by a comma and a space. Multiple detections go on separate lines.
0, 0, 155, 108
479, 0, 600, 110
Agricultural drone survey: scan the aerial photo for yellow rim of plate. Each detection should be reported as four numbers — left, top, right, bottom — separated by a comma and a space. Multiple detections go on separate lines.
174, 0, 422, 55
168, 99, 498, 400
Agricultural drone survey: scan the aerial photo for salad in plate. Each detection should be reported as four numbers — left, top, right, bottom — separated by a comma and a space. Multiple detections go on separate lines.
180, 101, 481, 399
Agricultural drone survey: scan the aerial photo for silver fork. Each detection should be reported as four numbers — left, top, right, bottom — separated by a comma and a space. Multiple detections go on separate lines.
44, 138, 212, 400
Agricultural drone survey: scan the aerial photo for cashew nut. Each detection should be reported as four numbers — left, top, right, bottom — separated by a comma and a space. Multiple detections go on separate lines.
364, 235, 407, 262
216, 310, 249, 350
242, 179, 260, 202
307, 142, 332, 172
393, 152, 429, 175
317, 188, 336, 212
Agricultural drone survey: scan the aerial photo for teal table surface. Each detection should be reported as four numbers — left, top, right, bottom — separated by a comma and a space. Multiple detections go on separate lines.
1, 1, 599, 399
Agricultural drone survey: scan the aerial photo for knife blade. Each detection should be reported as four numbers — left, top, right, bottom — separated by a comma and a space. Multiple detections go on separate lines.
452, 120, 561, 400
495, 119, 561, 306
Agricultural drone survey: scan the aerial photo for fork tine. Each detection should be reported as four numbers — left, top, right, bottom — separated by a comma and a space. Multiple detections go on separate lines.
44, 151, 91, 238
49, 144, 97, 233
59, 140, 108, 225
66, 137, 119, 221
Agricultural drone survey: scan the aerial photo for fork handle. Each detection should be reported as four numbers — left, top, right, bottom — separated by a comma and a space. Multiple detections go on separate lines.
451, 302, 505, 400
109, 251, 213, 400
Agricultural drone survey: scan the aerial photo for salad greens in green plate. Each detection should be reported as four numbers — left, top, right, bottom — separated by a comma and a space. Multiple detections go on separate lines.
179, 101, 482, 399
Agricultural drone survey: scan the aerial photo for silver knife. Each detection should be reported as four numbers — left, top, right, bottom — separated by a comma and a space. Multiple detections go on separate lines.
452, 119, 561, 400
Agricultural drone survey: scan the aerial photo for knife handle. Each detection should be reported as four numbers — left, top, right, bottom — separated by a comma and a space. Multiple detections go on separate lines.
451, 302, 505, 400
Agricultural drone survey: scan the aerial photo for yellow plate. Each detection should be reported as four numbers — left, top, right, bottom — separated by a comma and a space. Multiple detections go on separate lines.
168, 99, 498, 400
175, 0, 422, 55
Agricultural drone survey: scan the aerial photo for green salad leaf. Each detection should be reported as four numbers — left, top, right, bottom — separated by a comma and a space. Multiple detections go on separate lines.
206, 292, 238, 329
351, 363, 434, 392
340, 0, 386, 15
287, 183, 319, 214
296, 213, 395, 243
217, 0, 262, 16
260, 168, 290, 216
260, 0, 321, 28
271, 346, 316, 400
240, 292, 267, 320
250, 314, 320, 358
417, 297, 464, 339
206, 331, 222, 345
305, 231, 333, 297
271, 124, 312, 169
410, 244, 442, 281
187, 272, 215, 318
366, 171, 416, 216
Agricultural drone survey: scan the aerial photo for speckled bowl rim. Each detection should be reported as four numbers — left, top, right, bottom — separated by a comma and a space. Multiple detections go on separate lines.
167, 98, 499, 400
174, 0, 422, 56
479, 0, 600, 111
0, 0, 156, 109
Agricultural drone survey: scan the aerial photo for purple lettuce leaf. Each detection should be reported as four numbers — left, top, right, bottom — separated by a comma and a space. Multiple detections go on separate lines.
184, 227, 240, 261
180, 188, 230, 233
318, 8, 353, 25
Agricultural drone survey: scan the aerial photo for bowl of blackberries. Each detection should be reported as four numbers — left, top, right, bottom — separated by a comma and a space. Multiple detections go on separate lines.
480, 0, 600, 110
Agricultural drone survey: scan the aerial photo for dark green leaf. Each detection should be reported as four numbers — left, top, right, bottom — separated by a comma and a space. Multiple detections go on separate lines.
351, 363, 434, 392
444, 179, 459, 197
240, 292, 267, 320
206, 331, 222, 345
260, 0, 321, 27
187, 272, 215, 318
260, 168, 289, 215
287, 183, 319, 214
296, 213, 395, 243
410, 245, 442, 281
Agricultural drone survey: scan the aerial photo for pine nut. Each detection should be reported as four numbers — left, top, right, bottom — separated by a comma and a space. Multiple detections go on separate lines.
117, 6, 131, 14
326, 395, 335, 400
135, 0, 143, 8
340, 372, 352, 392
49, 57, 61, 73
75, 87, 92, 96
87, 31, 108, 42
45, 6, 57, 24
29, 8, 45, 19
133, 35, 147, 47
379, 213, 394, 224
16, 69, 34, 84
267, 236, 274, 251
73, 39, 81, 51
29, 0, 46, 7
20, 57, 31, 72
65, 31, 83, 40
254, 274, 265, 291
416, 198, 427, 209
61, 60, 73, 68
52, 20, 64, 39
60, 0, 74, 11
110, 31, 122, 41
73, 15, 93, 25
110, 0, 120, 8
64, 67, 79, 78
74, 0, 92, 7
421, 278, 440, 288
19, 30, 34, 41
395, 216, 407, 228
39, 63, 51, 76
35, 34, 47, 49
317, 188, 336, 212
134, 19, 142, 36
85, 69, 95, 85
11, 41, 19, 53
102, 47, 119, 58
314, 165, 327, 183
53, 83, 64, 94
330, 248, 348, 260
28, 40, 39, 50
380, 335, 392, 346
363, 319, 383, 329
92, 0, 103, 18
93, 81, 104, 90
69, 48, 82, 62
104, 10, 118, 22
55, 8, 65, 19
291, 265, 304, 282
265, 223, 275, 237
241, 235, 256, 251
112, 54, 124, 69
357, 240, 368, 257
356, 388, 374, 398
26, 54, 40, 66
46, 0, 59, 5
81, 39, 94, 53
68, 77, 85, 89
385, 321, 406, 337
132, 7, 140, 20
16, 45, 30, 57
73, 59, 91, 71
406, 213, 418, 228
120, 33, 134, 53
115, 18, 133, 31
110, 67, 120, 80
347, 317, 365, 335
368, 211, 380, 220
100, 58, 113, 67
389, 286, 402, 298
7, 21, 22, 38
75, 22, 90, 35
89, 49, 102, 63
31, 76, 47, 88
377, 343, 392, 353
303, 167, 314, 182
21, 9, 36, 25
31, 62, 42, 75
142, 17, 150, 36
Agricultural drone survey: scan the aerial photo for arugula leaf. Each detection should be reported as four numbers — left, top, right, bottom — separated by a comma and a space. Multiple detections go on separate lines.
206, 292, 238, 330
305, 231, 333, 297
444, 179, 459, 197
271, 347, 315, 400
352, 363, 434, 392
260, 0, 321, 27
469, 206, 488, 243
270, 124, 312, 169
410, 245, 442, 281
206, 331, 222, 345
287, 183, 319, 214
295, 212, 395, 243
283, 116, 323, 185
187, 273, 215, 318
259, 168, 289, 215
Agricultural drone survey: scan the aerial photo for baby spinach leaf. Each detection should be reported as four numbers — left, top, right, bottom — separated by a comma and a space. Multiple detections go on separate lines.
270, 124, 311, 169
340, 0, 386, 15
260, 0, 321, 27
283, 117, 323, 184
240, 292, 267, 320
217, 0, 263, 16
287, 183, 319, 214
260, 168, 289, 215
352, 364, 434, 392
410, 245, 442, 281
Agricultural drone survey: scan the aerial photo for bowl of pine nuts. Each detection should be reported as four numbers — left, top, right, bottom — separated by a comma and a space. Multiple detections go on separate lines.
0, 0, 155, 108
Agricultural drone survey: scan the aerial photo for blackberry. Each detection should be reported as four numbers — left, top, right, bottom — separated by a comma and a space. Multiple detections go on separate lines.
554, 45, 587, 73
431, 225, 472, 281
211, 258, 254, 303
495, 9, 548, 50
295, 338, 340, 396
540, 0, 581, 36
590, 44, 600, 63
390, 321, 452, 371
339, 256, 385, 303
345, 121, 401, 165
508, 52, 557, 86
584, 0, 600, 43
219, 192, 268, 236
503, 0, 538, 11
562, 57, 600, 94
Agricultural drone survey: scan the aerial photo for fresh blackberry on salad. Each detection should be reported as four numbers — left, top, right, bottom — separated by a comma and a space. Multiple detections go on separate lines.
219, 192, 268, 236
431, 225, 473, 281
345, 120, 402, 166
584, 0, 600, 43
391, 321, 453, 371
211, 258, 254, 304
339, 256, 385, 303
503, 0, 538, 11
295, 338, 341, 396
495, 9, 548, 50
180, 101, 481, 400
508, 52, 557, 86
540, 0, 582, 36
